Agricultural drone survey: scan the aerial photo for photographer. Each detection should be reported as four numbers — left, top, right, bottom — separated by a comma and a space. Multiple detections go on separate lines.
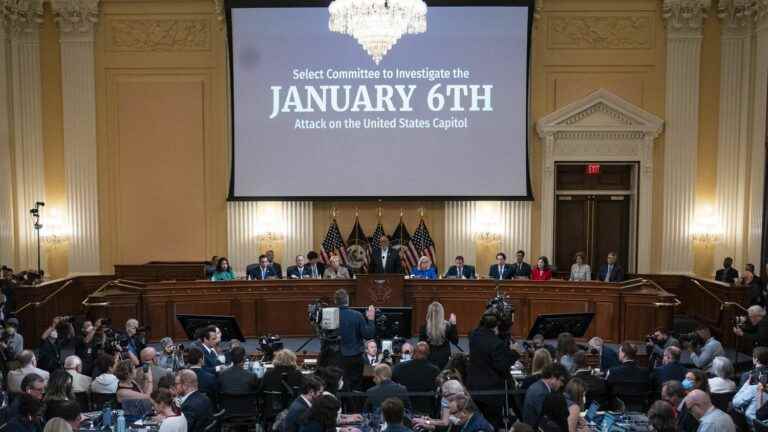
733, 347, 768, 423
1, 318, 24, 358
123, 318, 146, 366
73, 320, 98, 376
158, 337, 184, 370
733, 305, 768, 348
467, 312, 520, 429
335, 288, 375, 392
38, 316, 72, 372
686, 324, 724, 372
646, 327, 680, 368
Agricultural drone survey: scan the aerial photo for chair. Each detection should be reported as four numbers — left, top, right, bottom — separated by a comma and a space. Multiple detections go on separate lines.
205, 409, 227, 432
90, 392, 117, 411
610, 381, 650, 412
73, 392, 90, 413
261, 390, 291, 426
219, 392, 260, 417
710, 391, 736, 412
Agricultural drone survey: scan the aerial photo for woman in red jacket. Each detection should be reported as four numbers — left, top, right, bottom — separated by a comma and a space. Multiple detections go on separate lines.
531, 256, 553, 280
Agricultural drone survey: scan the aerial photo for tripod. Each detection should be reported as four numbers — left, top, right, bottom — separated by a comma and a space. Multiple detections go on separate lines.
30, 202, 45, 275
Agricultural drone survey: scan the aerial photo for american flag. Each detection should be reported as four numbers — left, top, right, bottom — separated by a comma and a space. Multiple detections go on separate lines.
346, 216, 370, 272
409, 218, 437, 266
368, 222, 387, 262
391, 218, 416, 273
320, 219, 348, 265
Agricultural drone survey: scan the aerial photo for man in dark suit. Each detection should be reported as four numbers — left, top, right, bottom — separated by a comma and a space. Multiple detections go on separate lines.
392, 342, 440, 415
488, 252, 514, 280
306, 251, 325, 279
597, 252, 625, 282
662, 380, 698, 432
193, 325, 223, 374
336, 289, 376, 393
218, 346, 258, 394
186, 347, 219, 395
734, 305, 768, 348
286, 255, 312, 280
571, 351, 609, 406
247, 255, 280, 280
284, 375, 325, 432
715, 257, 739, 284
365, 364, 411, 412
444, 256, 477, 279
650, 346, 688, 391
467, 313, 520, 428
587, 337, 620, 370
177, 369, 214, 432
266, 249, 283, 278
606, 342, 650, 396
522, 364, 569, 426
510, 250, 532, 279
370, 236, 402, 274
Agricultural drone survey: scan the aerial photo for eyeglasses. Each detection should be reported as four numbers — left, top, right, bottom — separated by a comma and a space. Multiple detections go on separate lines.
402, 351, 412, 355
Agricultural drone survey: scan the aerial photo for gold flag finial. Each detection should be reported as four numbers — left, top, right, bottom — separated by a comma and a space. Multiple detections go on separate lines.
355, 207, 359, 217
331, 207, 337, 218
400, 208, 404, 218
419, 207, 424, 218
377, 206, 382, 219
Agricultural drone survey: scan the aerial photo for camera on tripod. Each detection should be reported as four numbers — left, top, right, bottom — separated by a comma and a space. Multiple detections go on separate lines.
258, 334, 283, 361
308, 300, 340, 336
486, 292, 515, 340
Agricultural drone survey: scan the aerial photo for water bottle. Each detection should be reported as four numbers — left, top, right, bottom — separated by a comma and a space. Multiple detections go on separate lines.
102, 405, 113, 429
116, 412, 126, 432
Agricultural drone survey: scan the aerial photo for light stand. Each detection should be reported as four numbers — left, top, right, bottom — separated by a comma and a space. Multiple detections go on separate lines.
29, 201, 45, 276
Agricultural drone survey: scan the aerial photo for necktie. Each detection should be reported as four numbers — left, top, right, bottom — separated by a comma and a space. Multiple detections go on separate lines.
458, 267, 462, 277
261, 268, 266, 280
312, 265, 318, 278
499, 265, 503, 280
605, 265, 612, 282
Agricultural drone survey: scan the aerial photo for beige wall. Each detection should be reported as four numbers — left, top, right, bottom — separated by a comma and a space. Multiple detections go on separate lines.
23, 0, 740, 278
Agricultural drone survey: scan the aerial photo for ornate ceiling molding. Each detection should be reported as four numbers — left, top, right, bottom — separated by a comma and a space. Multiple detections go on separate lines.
50, 0, 99, 33
662, 0, 712, 32
0, 0, 43, 34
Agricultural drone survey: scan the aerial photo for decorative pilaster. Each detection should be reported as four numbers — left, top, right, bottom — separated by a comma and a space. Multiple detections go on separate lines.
748, 0, 768, 264
227, 201, 261, 277
281, 201, 313, 267
4, 0, 45, 271
660, 0, 709, 274
444, 201, 477, 265
0, 25, 14, 268
51, 0, 100, 274
714, 0, 752, 268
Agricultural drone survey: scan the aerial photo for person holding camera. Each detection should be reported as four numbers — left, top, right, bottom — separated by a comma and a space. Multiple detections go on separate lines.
1, 318, 24, 358
467, 312, 521, 429
38, 316, 70, 372
687, 324, 724, 372
123, 319, 146, 366
733, 305, 768, 348
158, 337, 184, 370
733, 348, 768, 423
646, 328, 680, 368
334, 289, 375, 392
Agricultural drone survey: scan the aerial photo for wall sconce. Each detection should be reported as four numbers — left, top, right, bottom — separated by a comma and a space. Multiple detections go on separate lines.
255, 204, 284, 242
42, 208, 70, 248
474, 202, 502, 242
691, 205, 723, 246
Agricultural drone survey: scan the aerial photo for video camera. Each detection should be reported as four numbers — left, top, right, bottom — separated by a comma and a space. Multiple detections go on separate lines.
678, 331, 703, 350
750, 367, 768, 386
259, 334, 283, 362
486, 291, 515, 341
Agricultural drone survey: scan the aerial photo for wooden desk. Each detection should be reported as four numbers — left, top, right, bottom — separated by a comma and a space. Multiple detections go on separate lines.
87, 278, 675, 344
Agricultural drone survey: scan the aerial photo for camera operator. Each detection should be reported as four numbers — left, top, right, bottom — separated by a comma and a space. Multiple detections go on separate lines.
733, 305, 768, 348
158, 337, 184, 370
1, 318, 24, 358
733, 347, 768, 422
122, 318, 145, 365
335, 288, 375, 392
646, 327, 681, 368
686, 324, 724, 372
73, 320, 98, 376
467, 312, 521, 429
38, 316, 72, 372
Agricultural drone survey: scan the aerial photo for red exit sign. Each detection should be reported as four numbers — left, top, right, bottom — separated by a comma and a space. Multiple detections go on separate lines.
586, 164, 601, 175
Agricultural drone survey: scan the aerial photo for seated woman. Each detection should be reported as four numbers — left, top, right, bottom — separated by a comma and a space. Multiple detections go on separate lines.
323, 255, 351, 279
90, 353, 119, 394
708, 356, 736, 393
532, 256, 553, 281
211, 257, 236, 281
564, 378, 590, 432
520, 348, 552, 391
114, 359, 153, 418
44, 370, 75, 420
411, 256, 437, 280
259, 349, 305, 395
151, 388, 187, 432
569, 252, 591, 281
411, 379, 466, 431
557, 332, 578, 373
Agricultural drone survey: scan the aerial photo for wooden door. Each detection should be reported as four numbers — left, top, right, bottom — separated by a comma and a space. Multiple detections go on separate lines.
554, 196, 589, 271
592, 195, 631, 271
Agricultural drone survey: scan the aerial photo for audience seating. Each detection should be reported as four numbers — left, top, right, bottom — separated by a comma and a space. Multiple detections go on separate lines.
610, 381, 651, 412
710, 391, 736, 412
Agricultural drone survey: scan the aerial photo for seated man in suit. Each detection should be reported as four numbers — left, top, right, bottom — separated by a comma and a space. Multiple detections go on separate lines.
651, 346, 688, 391
193, 325, 223, 374
218, 346, 258, 395
365, 363, 411, 412
606, 342, 650, 396
176, 369, 213, 432
392, 342, 440, 415
286, 255, 311, 280
488, 252, 513, 280
247, 254, 280, 280
597, 252, 625, 282
266, 249, 283, 278
185, 347, 219, 395
571, 351, 608, 406
715, 257, 739, 284
284, 375, 325, 432
587, 337, 620, 371
522, 364, 569, 426
370, 236, 402, 274
510, 250, 532, 279
306, 251, 325, 279
444, 256, 476, 279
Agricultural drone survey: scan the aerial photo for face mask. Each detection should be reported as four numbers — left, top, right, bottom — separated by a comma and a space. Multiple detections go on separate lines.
448, 415, 462, 426
6, 328, 15, 335
682, 378, 695, 390
401, 353, 412, 362
49, 331, 58, 340
338, 379, 344, 391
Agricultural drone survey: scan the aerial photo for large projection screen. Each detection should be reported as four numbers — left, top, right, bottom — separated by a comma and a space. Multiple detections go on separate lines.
227, 0, 533, 200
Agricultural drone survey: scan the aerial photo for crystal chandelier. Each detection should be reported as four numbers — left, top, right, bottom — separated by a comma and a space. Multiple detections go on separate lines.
329, 0, 427, 65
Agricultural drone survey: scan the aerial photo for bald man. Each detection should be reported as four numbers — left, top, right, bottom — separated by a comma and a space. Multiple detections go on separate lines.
392, 342, 440, 415
139, 347, 171, 392
176, 370, 213, 432
685, 389, 735, 432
